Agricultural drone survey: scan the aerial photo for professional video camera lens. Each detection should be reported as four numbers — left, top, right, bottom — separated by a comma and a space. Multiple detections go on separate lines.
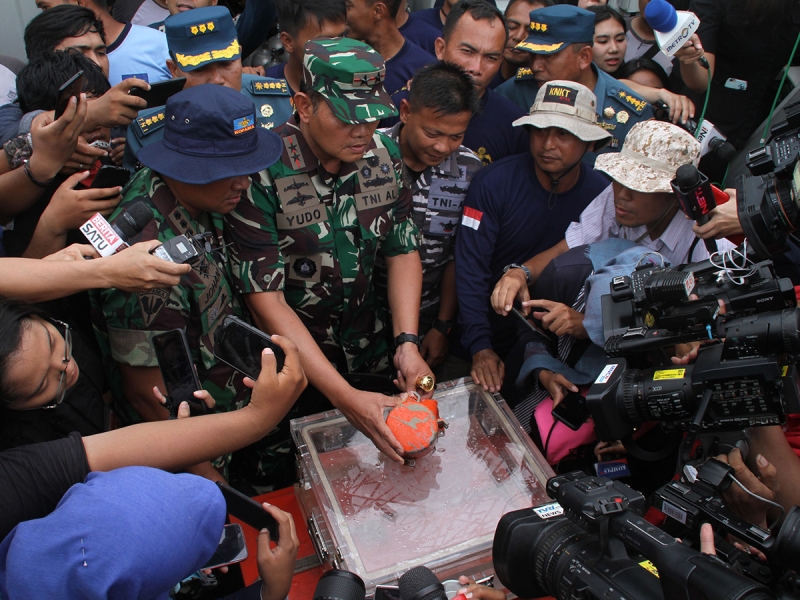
619, 368, 696, 426
772, 506, 800, 574
313, 569, 366, 600
722, 308, 800, 358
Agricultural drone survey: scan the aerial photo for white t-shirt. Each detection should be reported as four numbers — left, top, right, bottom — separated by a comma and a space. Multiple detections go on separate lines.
0, 65, 16, 107
107, 23, 172, 86
565, 185, 736, 265
131, 0, 169, 26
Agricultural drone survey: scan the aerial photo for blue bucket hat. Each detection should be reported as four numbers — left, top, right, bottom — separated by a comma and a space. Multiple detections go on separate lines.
516, 5, 595, 55
137, 84, 283, 184
165, 6, 241, 72
0, 467, 226, 600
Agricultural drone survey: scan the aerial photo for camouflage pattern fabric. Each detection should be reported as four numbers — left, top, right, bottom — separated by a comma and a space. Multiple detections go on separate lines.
594, 120, 701, 193
224, 116, 419, 374
90, 169, 250, 426
302, 37, 398, 124
375, 122, 484, 328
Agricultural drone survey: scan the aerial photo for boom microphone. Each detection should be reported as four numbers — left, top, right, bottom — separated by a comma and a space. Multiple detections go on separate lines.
644, 0, 705, 65
79, 201, 154, 257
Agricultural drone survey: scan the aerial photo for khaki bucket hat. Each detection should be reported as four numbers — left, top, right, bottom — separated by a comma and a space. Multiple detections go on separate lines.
513, 81, 611, 149
595, 120, 701, 193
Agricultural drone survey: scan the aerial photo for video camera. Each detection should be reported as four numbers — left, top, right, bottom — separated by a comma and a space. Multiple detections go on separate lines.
739, 100, 800, 260
493, 472, 794, 600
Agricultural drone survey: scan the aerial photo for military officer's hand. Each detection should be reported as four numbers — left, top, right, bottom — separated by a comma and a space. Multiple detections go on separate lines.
491, 268, 529, 316
336, 389, 405, 463
393, 343, 435, 398
471, 349, 505, 393
655, 89, 695, 125
420, 329, 448, 369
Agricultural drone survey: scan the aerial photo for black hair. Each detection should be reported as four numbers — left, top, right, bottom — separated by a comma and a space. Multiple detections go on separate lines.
408, 61, 481, 116
24, 5, 105, 60
298, 78, 325, 111
17, 50, 111, 114
617, 57, 670, 90
587, 5, 626, 32
443, 0, 509, 43
367, 0, 403, 19
0, 299, 47, 406
504, 0, 554, 15
275, 0, 347, 38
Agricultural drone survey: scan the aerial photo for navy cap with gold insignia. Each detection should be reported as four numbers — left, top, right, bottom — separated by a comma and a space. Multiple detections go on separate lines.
516, 5, 595, 55
165, 6, 241, 72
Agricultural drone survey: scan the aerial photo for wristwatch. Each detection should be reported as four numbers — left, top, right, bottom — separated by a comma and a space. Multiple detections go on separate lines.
394, 332, 421, 349
503, 263, 531, 285
431, 318, 455, 337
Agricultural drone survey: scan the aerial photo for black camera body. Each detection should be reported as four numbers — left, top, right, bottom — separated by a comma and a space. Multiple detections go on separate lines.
493, 472, 775, 600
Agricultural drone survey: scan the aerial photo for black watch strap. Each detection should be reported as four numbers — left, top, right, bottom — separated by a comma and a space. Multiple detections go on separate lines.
431, 318, 455, 336
394, 332, 421, 349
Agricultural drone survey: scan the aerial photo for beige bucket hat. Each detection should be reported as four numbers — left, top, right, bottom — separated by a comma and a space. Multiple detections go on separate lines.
595, 120, 701, 193
513, 80, 611, 149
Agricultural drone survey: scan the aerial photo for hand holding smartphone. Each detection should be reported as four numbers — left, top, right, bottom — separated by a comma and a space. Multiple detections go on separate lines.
213, 315, 286, 379
551, 390, 589, 431
54, 71, 85, 120
129, 77, 186, 109
216, 482, 279, 541
201, 523, 248, 570
152, 329, 209, 417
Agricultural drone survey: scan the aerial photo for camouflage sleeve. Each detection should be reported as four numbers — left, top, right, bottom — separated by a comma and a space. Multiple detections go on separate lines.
223, 179, 285, 294
379, 131, 419, 257
99, 274, 190, 368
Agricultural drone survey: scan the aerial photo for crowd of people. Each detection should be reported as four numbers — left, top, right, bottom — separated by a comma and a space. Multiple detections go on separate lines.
1, 0, 800, 597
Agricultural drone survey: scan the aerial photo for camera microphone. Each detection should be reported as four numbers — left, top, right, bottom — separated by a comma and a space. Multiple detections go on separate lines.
80, 201, 154, 257
399, 566, 467, 600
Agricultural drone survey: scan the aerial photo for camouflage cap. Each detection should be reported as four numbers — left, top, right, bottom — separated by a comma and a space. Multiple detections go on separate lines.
595, 121, 701, 193
302, 37, 398, 125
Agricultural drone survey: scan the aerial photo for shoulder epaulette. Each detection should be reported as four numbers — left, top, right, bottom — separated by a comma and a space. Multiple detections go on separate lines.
516, 67, 535, 80
135, 110, 166, 136
609, 86, 649, 115
249, 78, 290, 96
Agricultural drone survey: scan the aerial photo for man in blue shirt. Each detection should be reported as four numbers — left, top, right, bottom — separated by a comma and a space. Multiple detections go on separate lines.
410, 0, 497, 33
455, 80, 610, 395
346, 0, 434, 96
396, 0, 439, 55
495, 4, 654, 159
266, 0, 347, 96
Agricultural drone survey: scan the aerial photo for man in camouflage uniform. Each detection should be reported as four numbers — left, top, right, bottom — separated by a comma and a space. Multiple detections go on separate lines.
377, 62, 483, 373
225, 37, 433, 463
124, 6, 292, 172
93, 84, 284, 480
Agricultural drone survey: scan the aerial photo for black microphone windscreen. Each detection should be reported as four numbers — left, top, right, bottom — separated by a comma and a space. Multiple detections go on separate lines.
112, 201, 154, 240
398, 566, 446, 600
675, 163, 701, 189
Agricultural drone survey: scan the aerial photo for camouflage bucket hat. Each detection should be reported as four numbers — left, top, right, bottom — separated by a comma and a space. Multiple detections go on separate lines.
302, 37, 398, 125
595, 121, 700, 193
513, 80, 611, 148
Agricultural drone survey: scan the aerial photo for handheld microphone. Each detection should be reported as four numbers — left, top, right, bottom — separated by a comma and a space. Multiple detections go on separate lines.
399, 566, 467, 600
80, 201, 154, 257
671, 164, 730, 254
643, 0, 703, 61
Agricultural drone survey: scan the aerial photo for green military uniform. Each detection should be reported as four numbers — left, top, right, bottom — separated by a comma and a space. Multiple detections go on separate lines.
123, 75, 293, 172
91, 169, 250, 417
226, 118, 418, 373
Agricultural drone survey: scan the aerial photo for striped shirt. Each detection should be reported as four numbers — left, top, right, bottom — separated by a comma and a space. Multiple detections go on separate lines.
565, 185, 735, 265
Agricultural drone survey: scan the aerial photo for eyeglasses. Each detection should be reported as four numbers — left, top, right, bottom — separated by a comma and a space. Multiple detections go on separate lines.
41, 319, 73, 410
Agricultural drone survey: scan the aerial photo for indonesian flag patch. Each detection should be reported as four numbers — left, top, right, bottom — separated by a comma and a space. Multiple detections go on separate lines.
462, 206, 483, 230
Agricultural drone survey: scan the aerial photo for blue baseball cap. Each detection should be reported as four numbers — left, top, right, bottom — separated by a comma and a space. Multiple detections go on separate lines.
165, 6, 241, 72
137, 84, 283, 184
516, 5, 595, 55
0, 467, 226, 600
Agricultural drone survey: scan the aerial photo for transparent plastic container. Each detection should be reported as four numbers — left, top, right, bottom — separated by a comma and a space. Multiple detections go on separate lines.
292, 378, 554, 595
